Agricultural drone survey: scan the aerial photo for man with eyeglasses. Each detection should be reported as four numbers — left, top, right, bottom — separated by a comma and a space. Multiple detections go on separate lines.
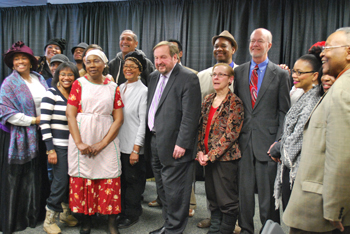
108, 29, 155, 86
283, 27, 350, 234
233, 28, 290, 234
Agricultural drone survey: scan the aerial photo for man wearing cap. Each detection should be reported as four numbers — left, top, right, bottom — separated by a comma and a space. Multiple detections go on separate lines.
196, 30, 238, 230
109, 29, 155, 86
71, 42, 88, 73
283, 27, 350, 234
198, 30, 238, 101
233, 28, 290, 233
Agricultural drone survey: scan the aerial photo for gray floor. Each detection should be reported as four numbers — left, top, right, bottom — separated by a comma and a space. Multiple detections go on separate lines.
5, 181, 289, 234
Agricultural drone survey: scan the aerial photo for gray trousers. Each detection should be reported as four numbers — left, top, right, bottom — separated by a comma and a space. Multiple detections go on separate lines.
238, 145, 280, 234
46, 146, 69, 212
151, 134, 193, 234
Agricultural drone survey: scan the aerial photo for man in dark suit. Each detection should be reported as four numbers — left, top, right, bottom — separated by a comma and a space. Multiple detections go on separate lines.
146, 41, 201, 234
234, 28, 290, 234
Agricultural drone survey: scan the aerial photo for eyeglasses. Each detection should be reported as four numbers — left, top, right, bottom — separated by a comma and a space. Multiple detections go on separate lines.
47, 45, 61, 51
124, 65, 138, 70
210, 73, 229, 78
59, 73, 74, 77
321, 45, 349, 52
291, 70, 315, 76
249, 40, 266, 44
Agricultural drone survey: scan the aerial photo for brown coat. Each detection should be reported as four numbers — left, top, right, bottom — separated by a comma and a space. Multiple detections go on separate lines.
283, 69, 350, 232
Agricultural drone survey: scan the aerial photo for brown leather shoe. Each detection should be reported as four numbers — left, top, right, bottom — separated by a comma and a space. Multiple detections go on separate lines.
197, 218, 211, 228
189, 209, 195, 217
148, 199, 161, 207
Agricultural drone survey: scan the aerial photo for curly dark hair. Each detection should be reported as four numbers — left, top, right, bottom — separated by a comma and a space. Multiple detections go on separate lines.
51, 62, 80, 88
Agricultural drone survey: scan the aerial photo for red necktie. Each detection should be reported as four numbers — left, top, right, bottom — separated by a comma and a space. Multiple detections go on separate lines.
249, 65, 258, 108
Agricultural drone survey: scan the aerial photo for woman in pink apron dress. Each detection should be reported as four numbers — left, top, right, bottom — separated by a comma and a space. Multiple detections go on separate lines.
66, 49, 123, 234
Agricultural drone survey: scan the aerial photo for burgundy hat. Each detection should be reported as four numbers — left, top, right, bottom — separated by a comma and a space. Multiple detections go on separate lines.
3, 41, 38, 70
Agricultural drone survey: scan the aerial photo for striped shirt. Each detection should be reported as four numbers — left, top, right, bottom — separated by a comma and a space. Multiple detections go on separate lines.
40, 87, 69, 151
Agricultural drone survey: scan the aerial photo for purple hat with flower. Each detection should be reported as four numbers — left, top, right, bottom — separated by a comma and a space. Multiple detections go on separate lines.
3, 41, 38, 70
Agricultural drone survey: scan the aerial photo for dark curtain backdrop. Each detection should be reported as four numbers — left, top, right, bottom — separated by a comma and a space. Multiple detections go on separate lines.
1, 0, 350, 84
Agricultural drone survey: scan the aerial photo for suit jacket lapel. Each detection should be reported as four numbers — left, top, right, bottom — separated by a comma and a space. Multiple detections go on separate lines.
304, 92, 327, 128
241, 63, 253, 113
254, 62, 276, 108
147, 72, 161, 112
157, 64, 179, 110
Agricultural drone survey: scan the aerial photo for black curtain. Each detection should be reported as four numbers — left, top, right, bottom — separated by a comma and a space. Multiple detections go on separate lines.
1, 0, 350, 84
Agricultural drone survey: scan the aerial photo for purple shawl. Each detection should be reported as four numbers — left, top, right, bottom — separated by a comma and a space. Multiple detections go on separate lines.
0, 70, 48, 164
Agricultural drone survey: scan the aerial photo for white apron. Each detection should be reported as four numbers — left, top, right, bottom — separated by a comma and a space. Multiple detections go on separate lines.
68, 77, 121, 179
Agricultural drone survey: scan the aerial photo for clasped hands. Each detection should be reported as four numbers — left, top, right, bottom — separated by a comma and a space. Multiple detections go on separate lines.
77, 141, 106, 158
197, 151, 209, 166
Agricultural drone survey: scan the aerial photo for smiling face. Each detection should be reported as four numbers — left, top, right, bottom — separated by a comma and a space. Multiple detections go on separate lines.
45, 44, 61, 60
154, 45, 177, 75
292, 59, 318, 92
321, 74, 335, 92
321, 31, 350, 77
213, 37, 235, 64
119, 32, 138, 57
85, 55, 105, 78
58, 67, 75, 91
13, 53, 31, 75
123, 60, 141, 83
249, 29, 272, 61
212, 65, 233, 92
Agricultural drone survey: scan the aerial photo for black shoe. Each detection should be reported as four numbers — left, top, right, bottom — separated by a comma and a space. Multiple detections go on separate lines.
115, 214, 125, 224
149, 226, 166, 234
80, 215, 91, 234
117, 216, 139, 229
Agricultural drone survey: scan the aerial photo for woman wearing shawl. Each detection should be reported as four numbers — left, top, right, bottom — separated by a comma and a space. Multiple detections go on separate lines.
66, 49, 123, 234
0, 41, 49, 233
268, 50, 323, 210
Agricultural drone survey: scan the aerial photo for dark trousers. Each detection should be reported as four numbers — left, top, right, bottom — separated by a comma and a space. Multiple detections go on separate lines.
282, 166, 291, 210
47, 146, 69, 212
120, 152, 146, 218
205, 160, 239, 215
238, 145, 280, 234
150, 135, 193, 234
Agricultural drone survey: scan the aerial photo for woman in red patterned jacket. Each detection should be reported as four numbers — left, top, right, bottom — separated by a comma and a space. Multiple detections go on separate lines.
197, 63, 244, 234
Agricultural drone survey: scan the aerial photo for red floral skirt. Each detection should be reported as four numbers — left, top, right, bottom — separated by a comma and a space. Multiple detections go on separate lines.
69, 177, 121, 215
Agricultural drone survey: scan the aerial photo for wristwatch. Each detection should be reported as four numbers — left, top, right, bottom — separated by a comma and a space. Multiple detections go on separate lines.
132, 150, 139, 155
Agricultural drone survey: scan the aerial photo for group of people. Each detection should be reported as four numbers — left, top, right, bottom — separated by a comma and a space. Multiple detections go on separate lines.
0, 26, 349, 234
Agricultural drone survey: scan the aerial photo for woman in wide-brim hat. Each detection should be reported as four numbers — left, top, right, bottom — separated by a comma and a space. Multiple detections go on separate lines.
36, 38, 66, 80
0, 41, 50, 234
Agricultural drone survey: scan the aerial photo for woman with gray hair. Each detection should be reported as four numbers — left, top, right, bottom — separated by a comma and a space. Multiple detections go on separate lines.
66, 50, 124, 234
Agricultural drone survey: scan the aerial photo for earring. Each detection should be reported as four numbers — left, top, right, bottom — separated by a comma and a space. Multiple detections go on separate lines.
138, 75, 141, 80
57, 82, 60, 87
30, 65, 32, 68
